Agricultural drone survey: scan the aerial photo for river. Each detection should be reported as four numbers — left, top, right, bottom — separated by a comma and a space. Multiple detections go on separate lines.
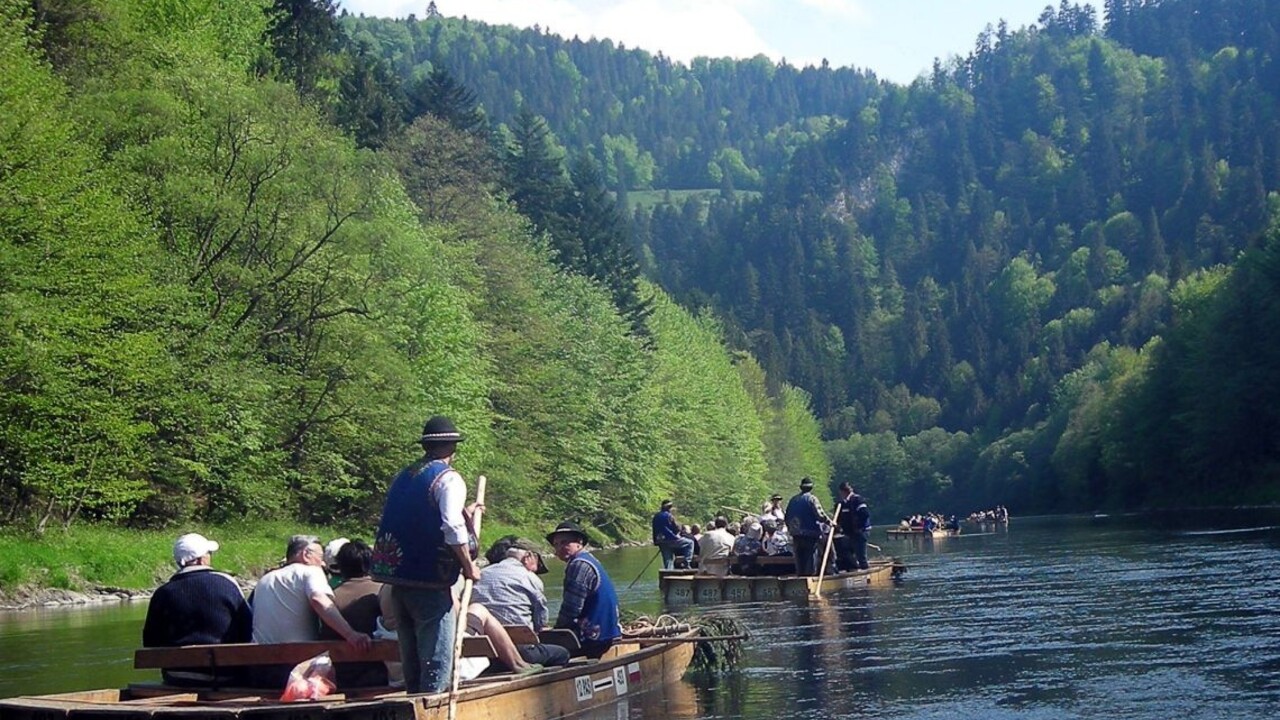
2, 511, 1280, 718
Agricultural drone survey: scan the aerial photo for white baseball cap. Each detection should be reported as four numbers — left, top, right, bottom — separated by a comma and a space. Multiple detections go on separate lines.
173, 533, 219, 567
323, 537, 350, 570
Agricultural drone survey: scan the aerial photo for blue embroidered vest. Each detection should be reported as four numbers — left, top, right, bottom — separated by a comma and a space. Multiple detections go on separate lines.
373, 459, 459, 586
572, 552, 621, 642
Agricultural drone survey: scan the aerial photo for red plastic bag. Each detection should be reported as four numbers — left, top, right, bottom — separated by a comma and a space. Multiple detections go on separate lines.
279, 652, 337, 702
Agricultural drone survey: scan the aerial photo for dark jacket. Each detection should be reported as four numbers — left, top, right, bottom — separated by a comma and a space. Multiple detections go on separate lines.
143, 567, 252, 647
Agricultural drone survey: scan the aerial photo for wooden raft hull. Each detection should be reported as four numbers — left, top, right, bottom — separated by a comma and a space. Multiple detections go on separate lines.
659, 560, 903, 604
885, 527, 956, 538
0, 635, 695, 720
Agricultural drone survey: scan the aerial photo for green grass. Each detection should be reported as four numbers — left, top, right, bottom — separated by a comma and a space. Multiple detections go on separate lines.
0, 521, 359, 595
0, 518, 559, 599
621, 188, 760, 213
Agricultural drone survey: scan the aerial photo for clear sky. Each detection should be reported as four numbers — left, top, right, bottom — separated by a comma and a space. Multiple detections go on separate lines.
338, 0, 1061, 84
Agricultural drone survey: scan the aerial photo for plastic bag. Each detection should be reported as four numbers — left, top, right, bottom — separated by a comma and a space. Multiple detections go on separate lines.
280, 652, 337, 702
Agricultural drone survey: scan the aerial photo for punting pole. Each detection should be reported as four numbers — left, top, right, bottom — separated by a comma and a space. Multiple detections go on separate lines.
625, 549, 662, 591
813, 504, 842, 597
448, 474, 486, 720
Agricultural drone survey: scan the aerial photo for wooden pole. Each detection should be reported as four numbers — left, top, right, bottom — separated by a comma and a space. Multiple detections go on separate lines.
447, 474, 485, 720
625, 549, 662, 591
813, 505, 841, 597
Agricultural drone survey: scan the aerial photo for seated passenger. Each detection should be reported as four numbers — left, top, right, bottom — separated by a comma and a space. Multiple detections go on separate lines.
765, 521, 792, 556
322, 537, 350, 589
652, 500, 694, 570
472, 537, 571, 668
318, 540, 387, 687
547, 521, 622, 659
730, 522, 763, 575
143, 533, 252, 687
250, 535, 371, 688
698, 517, 734, 577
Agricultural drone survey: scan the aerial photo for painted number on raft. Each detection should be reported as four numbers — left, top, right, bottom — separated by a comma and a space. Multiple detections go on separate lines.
575, 675, 594, 702
613, 666, 628, 696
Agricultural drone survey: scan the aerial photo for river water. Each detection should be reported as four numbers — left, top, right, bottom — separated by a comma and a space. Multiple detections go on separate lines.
3, 511, 1280, 718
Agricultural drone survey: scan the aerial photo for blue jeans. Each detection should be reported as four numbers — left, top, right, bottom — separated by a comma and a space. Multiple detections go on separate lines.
390, 585, 456, 694
657, 536, 695, 569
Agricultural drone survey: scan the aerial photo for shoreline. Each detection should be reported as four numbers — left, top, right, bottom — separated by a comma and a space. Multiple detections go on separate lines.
0, 585, 154, 612
0, 540, 649, 612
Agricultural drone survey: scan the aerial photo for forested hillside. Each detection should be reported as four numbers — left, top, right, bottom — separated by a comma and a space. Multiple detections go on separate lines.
0, 0, 829, 539
634, 0, 1280, 515
8, 0, 1280, 535
344, 0, 1280, 518
342, 9, 880, 189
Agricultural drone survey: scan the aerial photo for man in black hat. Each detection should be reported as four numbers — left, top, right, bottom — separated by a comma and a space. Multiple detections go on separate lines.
784, 477, 831, 576
472, 537, 571, 668
546, 522, 622, 658
372, 415, 482, 694
651, 499, 694, 569
760, 493, 785, 524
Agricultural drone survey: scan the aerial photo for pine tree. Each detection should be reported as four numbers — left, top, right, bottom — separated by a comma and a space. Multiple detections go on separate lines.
407, 67, 487, 136
504, 109, 572, 245
563, 155, 653, 338
335, 43, 406, 149
264, 0, 341, 101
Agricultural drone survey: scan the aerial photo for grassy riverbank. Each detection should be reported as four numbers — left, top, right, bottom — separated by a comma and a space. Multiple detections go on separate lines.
0, 519, 537, 605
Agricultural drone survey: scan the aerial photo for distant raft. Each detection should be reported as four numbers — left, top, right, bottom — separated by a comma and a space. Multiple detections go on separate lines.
659, 558, 905, 605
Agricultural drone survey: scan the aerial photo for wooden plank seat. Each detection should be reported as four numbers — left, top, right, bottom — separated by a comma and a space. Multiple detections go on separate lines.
135, 637, 497, 672
745, 555, 797, 567
501, 626, 582, 652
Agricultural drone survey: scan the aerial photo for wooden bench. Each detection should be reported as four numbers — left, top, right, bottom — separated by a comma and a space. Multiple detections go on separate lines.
135, 637, 497, 673
747, 555, 797, 567
501, 627, 581, 653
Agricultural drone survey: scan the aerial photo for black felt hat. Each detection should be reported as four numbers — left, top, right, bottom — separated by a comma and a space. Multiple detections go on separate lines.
799, 476, 815, 491
420, 415, 464, 445
545, 521, 590, 546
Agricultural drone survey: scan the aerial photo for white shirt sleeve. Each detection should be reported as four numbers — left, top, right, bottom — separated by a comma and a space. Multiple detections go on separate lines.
432, 469, 470, 546
303, 565, 333, 598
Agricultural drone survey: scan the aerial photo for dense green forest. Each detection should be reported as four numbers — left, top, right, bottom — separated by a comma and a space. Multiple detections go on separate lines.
342, 8, 879, 190
345, 0, 1280, 518
7, 0, 1280, 537
0, 0, 829, 540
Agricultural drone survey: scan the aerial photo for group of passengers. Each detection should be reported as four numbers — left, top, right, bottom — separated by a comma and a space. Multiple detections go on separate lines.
898, 512, 960, 532
144, 415, 621, 695
966, 505, 1010, 523
652, 477, 874, 579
